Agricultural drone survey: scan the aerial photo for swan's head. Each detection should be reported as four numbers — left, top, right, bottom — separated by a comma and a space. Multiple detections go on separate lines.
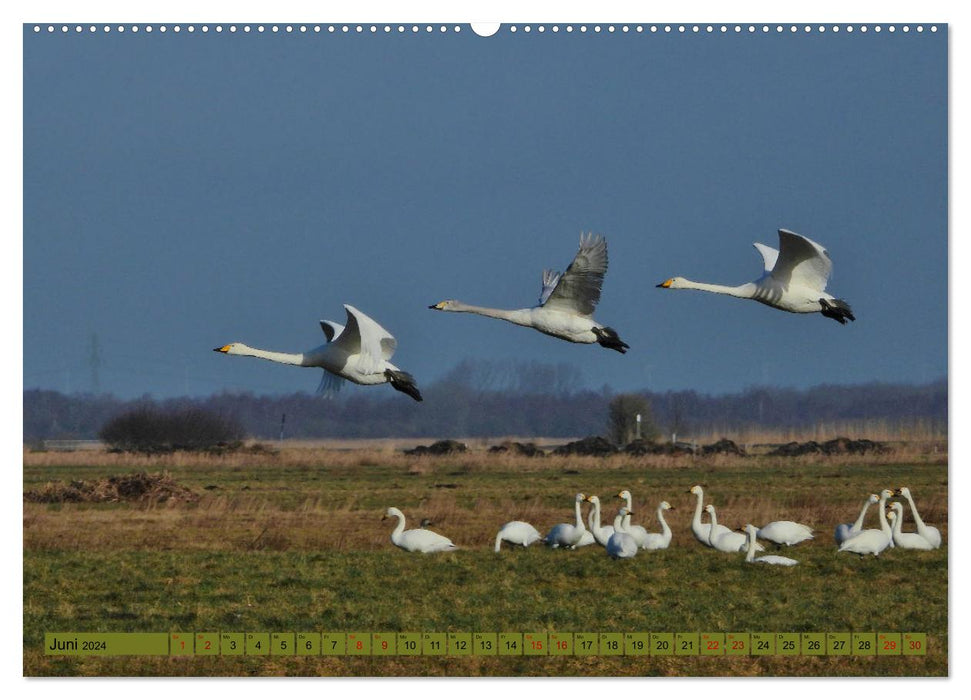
214, 343, 245, 354
659, 501, 673, 511
383, 507, 403, 521
575, 493, 587, 503
704, 504, 715, 514
429, 300, 457, 311
617, 489, 632, 500
896, 486, 912, 498
656, 277, 687, 289
742, 523, 757, 534
880, 488, 895, 500
618, 507, 630, 517
689, 485, 703, 496
890, 501, 903, 514
867, 494, 880, 504
886, 509, 897, 523
585, 495, 600, 505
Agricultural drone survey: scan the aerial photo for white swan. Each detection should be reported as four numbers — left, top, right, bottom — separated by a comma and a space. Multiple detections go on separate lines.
688, 485, 762, 551
429, 233, 629, 352
657, 229, 855, 324
584, 495, 615, 547
637, 501, 675, 550
895, 487, 942, 548
214, 304, 422, 401
606, 508, 638, 559
757, 520, 814, 547
838, 489, 894, 556
494, 521, 543, 552
544, 493, 590, 549
834, 493, 879, 545
616, 489, 650, 546
743, 525, 798, 566
887, 503, 934, 551
705, 504, 751, 553
383, 507, 457, 553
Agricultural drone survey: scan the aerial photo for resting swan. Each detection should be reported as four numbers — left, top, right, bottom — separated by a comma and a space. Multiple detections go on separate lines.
616, 490, 650, 546
494, 521, 543, 552
895, 487, 942, 548
584, 495, 615, 547
688, 485, 763, 551
838, 489, 894, 556
834, 493, 879, 545
757, 520, 814, 547
606, 508, 638, 559
887, 503, 934, 551
383, 507, 457, 553
657, 229, 855, 324
636, 501, 675, 550
214, 304, 422, 401
705, 504, 752, 553
743, 525, 798, 566
429, 233, 629, 352
545, 493, 591, 549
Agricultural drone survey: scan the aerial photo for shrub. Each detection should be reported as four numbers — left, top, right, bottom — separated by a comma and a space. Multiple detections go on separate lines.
99, 406, 245, 454
607, 394, 659, 446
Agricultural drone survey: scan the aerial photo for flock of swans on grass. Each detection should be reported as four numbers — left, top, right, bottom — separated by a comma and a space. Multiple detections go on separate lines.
384, 484, 941, 563
214, 229, 854, 401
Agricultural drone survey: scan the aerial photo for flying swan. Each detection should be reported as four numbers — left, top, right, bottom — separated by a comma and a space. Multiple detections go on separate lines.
657, 229, 855, 324
743, 525, 798, 566
429, 233, 629, 352
214, 304, 422, 401
494, 521, 543, 552
383, 507, 457, 553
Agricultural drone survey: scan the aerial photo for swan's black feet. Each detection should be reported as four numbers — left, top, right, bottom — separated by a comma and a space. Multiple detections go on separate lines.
386, 369, 423, 402
820, 298, 856, 324
593, 326, 630, 354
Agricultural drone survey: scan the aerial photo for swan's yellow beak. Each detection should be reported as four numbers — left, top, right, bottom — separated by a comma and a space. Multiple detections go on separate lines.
429, 301, 447, 310
214, 345, 230, 353
657, 279, 673, 288
616, 492, 624, 498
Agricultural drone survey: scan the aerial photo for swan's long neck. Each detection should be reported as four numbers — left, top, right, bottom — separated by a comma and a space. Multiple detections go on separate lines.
613, 513, 626, 533
902, 492, 927, 529
706, 508, 719, 545
745, 528, 756, 562
890, 509, 902, 537
574, 499, 585, 531
692, 491, 704, 529
878, 493, 892, 539
677, 280, 758, 299
853, 498, 874, 531
658, 507, 671, 537
231, 344, 308, 366
389, 512, 406, 543
444, 302, 533, 327
494, 532, 503, 553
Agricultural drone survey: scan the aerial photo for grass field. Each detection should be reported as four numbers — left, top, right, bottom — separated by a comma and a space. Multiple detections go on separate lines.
22, 443, 948, 677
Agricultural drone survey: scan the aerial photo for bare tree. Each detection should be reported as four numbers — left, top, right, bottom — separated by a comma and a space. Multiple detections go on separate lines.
607, 394, 658, 445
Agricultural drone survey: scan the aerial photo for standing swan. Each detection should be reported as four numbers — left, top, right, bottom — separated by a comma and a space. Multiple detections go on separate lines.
743, 525, 798, 566
585, 495, 616, 547
214, 304, 423, 401
606, 508, 639, 559
545, 493, 590, 549
383, 507, 457, 553
657, 229, 855, 324
834, 493, 879, 545
429, 233, 629, 352
895, 487, 942, 548
494, 521, 542, 552
887, 503, 934, 551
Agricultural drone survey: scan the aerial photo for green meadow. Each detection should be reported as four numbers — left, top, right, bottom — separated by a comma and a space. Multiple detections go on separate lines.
23, 444, 947, 676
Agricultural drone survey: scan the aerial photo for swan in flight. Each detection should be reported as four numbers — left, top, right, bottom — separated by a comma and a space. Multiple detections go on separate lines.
834, 493, 879, 545
743, 525, 798, 566
383, 507, 457, 553
545, 493, 591, 549
705, 504, 753, 553
214, 304, 423, 401
429, 233, 629, 352
757, 520, 814, 547
585, 495, 615, 547
637, 501, 675, 550
838, 489, 894, 556
657, 229, 855, 324
895, 487, 942, 548
606, 508, 639, 559
887, 503, 934, 551
494, 521, 543, 552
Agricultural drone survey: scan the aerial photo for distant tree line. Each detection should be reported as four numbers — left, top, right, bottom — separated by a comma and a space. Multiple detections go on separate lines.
23, 364, 946, 442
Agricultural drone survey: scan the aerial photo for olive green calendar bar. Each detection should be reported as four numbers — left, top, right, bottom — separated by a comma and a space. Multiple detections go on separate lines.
44, 632, 928, 657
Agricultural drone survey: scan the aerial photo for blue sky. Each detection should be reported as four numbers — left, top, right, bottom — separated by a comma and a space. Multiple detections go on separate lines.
22, 22, 947, 399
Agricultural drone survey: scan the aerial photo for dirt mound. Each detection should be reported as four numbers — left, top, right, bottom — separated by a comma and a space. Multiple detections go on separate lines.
24, 471, 198, 504
488, 441, 546, 457
701, 438, 746, 456
623, 439, 694, 456
552, 436, 618, 457
769, 437, 889, 457
404, 439, 468, 456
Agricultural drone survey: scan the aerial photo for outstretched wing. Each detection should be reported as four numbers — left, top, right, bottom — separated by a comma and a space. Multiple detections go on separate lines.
541, 232, 608, 316
770, 229, 833, 292
752, 242, 779, 273
538, 268, 563, 305
316, 370, 346, 396
319, 320, 345, 343
331, 304, 396, 374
